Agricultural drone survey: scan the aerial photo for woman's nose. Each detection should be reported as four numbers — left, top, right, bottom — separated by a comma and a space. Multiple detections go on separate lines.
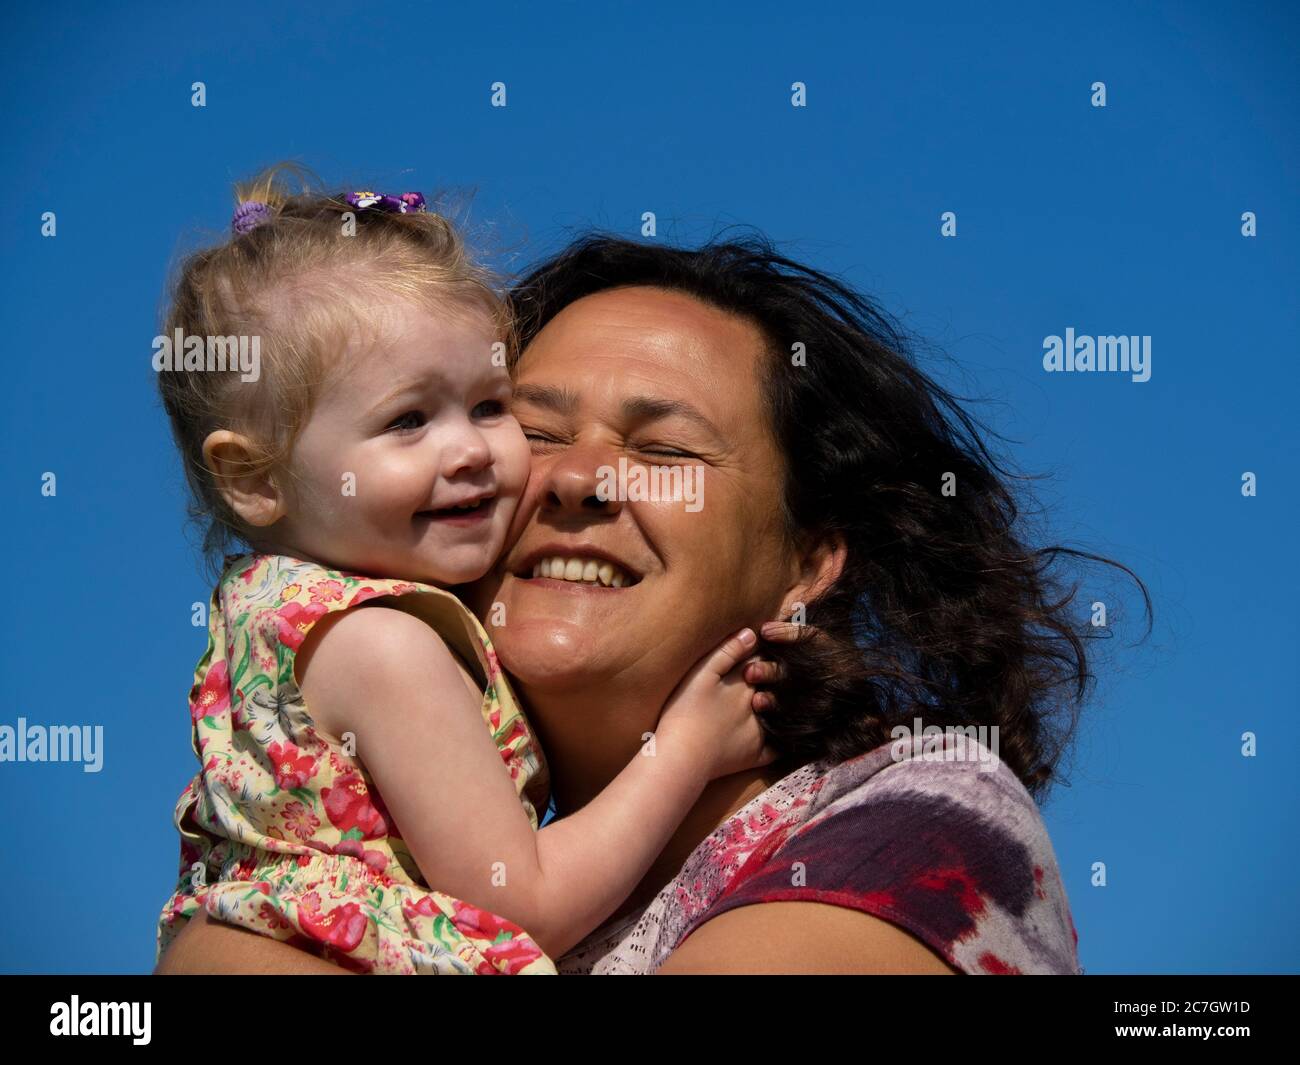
542, 444, 624, 515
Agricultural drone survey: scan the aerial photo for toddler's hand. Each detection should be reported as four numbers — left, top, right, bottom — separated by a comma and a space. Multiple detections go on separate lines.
655, 628, 780, 780
747, 619, 828, 713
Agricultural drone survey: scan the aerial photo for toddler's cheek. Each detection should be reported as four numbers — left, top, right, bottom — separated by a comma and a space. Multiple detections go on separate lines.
495, 494, 530, 558
496, 421, 533, 494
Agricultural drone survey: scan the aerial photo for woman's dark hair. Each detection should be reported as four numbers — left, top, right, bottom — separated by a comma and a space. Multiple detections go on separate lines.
506, 232, 1152, 800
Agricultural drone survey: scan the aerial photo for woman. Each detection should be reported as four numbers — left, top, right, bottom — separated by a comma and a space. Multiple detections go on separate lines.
156, 233, 1147, 974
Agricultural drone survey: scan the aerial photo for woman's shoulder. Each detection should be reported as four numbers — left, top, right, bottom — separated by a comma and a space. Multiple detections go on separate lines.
559, 729, 1080, 975
703, 730, 1081, 974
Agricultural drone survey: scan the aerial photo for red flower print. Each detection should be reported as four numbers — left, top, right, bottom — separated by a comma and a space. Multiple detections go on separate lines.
402, 896, 440, 922
259, 901, 292, 931
346, 586, 384, 609
191, 660, 230, 722
282, 800, 321, 841
450, 899, 521, 941
274, 601, 328, 651
481, 933, 548, 975
332, 838, 390, 875
451, 900, 545, 975
267, 741, 318, 790
298, 893, 368, 953
309, 579, 346, 605
320, 772, 388, 838
498, 719, 526, 756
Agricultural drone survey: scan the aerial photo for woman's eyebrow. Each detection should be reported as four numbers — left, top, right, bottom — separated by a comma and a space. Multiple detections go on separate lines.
620, 396, 724, 442
513, 385, 722, 440
512, 383, 579, 413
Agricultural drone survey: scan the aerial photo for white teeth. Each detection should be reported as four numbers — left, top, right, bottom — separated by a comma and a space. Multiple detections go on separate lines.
531, 555, 634, 587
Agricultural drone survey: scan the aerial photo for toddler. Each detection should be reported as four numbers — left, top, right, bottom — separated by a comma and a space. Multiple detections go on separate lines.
154, 168, 778, 974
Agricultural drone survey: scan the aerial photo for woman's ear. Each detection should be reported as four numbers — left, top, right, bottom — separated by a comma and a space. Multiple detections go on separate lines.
781, 532, 847, 620
202, 430, 285, 528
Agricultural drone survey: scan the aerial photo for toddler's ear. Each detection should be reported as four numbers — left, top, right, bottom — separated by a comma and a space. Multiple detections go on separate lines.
202, 430, 285, 528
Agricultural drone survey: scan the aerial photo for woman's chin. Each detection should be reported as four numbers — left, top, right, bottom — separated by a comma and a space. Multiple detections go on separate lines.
488, 618, 623, 690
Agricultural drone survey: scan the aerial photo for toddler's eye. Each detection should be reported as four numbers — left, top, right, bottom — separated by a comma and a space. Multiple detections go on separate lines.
386, 411, 426, 433
472, 399, 507, 419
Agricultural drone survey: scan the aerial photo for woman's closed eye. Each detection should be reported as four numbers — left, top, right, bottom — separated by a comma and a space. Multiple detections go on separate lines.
521, 431, 697, 460
632, 443, 697, 460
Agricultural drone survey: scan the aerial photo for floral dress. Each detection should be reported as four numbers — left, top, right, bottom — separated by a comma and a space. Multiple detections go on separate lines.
156, 552, 555, 974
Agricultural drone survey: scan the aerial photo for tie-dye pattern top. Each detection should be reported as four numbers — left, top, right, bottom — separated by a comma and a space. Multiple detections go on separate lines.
556, 731, 1081, 975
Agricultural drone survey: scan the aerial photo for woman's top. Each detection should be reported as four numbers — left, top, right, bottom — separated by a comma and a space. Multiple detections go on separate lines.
556, 730, 1081, 974
155, 552, 555, 974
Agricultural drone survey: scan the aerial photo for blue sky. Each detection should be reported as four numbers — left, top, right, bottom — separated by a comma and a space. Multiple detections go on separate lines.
1, 0, 1296, 974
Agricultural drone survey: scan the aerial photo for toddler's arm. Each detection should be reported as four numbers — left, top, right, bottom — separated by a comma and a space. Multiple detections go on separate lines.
298, 604, 773, 960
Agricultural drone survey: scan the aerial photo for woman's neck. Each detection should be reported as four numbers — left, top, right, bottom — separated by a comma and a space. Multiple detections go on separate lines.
522, 680, 796, 930
603, 761, 795, 926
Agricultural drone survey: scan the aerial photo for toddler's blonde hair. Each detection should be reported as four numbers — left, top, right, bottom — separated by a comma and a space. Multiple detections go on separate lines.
157, 163, 510, 569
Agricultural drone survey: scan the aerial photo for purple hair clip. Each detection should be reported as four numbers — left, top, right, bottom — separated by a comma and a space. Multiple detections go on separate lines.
232, 200, 274, 235
345, 189, 427, 214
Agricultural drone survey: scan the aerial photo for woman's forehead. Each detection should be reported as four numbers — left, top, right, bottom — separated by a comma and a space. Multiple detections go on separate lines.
517, 286, 768, 392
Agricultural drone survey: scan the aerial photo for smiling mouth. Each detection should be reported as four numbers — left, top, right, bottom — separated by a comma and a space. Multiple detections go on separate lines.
517, 556, 640, 588
417, 497, 497, 521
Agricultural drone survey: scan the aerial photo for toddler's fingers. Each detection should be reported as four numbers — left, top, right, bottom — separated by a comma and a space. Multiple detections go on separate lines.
699, 628, 758, 681
759, 621, 806, 643
744, 658, 783, 686
752, 690, 777, 712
